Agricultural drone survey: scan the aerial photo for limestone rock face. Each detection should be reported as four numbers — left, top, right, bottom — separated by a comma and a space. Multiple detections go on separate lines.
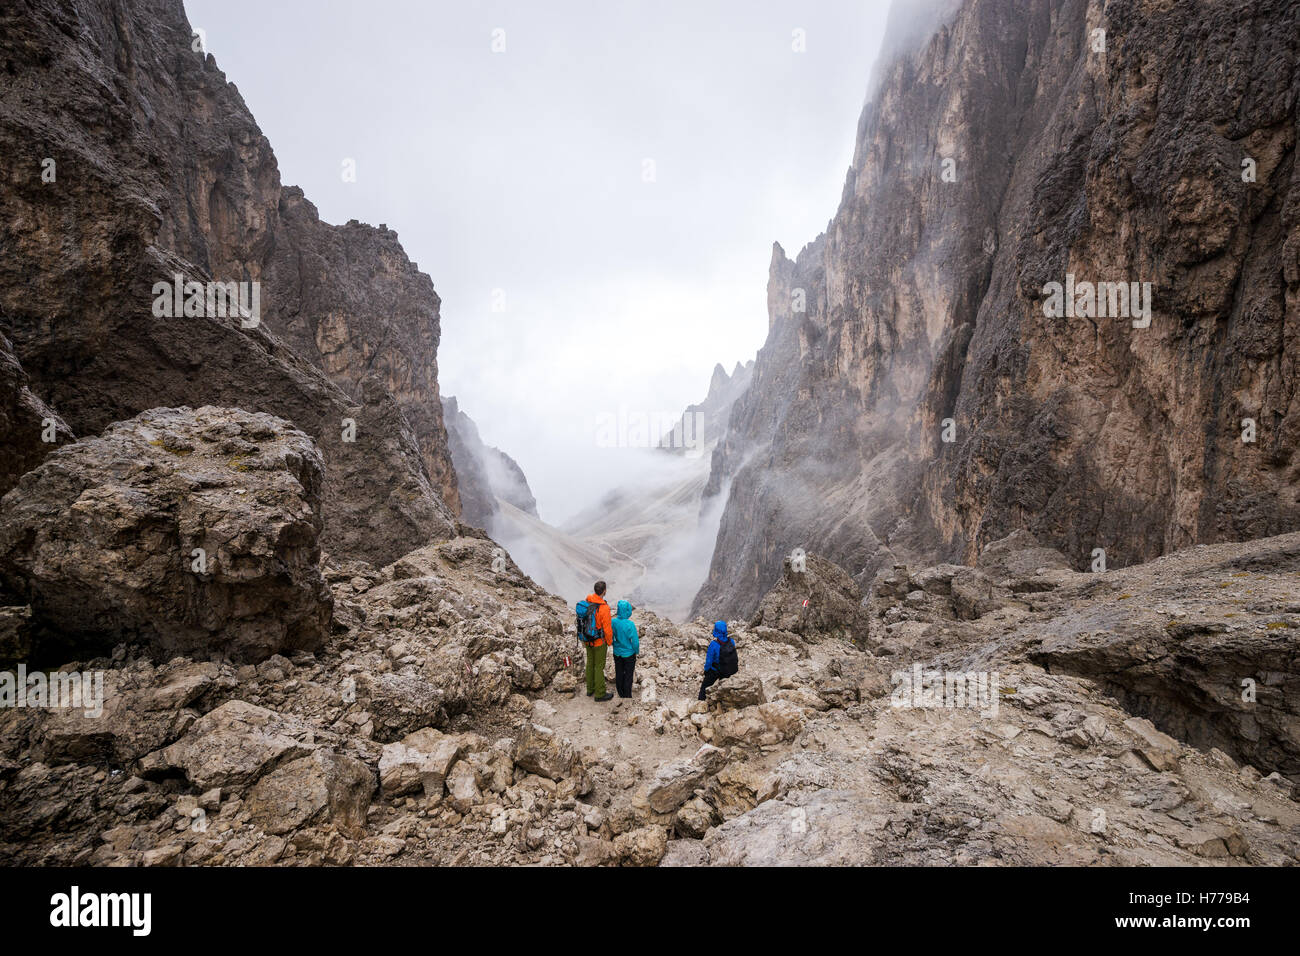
1030, 535, 1300, 777
0, 332, 73, 499
695, 0, 1300, 619
263, 189, 462, 519
0, 0, 458, 564
0, 406, 332, 663
700, 790, 891, 866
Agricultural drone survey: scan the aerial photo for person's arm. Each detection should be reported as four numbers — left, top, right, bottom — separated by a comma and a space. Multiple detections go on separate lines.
600, 604, 613, 641
704, 641, 719, 673
629, 621, 639, 655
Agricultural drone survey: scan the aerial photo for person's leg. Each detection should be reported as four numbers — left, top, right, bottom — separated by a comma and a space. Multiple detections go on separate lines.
627, 654, 637, 697
698, 670, 717, 702
616, 655, 634, 697
585, 645, 596, 696
592, 644, 608, 698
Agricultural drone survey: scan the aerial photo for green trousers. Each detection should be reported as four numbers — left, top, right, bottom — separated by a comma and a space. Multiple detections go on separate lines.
585, 644, 607, 696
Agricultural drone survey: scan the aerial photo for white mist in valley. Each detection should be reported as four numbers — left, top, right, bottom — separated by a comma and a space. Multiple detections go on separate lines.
489, 444, 730, 621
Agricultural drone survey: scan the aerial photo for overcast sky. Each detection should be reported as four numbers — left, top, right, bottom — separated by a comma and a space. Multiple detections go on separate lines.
184, 0, 894, 524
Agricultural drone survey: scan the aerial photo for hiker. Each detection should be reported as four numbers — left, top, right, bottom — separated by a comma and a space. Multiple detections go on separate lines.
576, 581, 614, 702
698, 620, 738, 701
611, 599, 640, 699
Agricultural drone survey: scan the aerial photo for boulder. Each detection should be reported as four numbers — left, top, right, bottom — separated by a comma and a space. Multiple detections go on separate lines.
647, 759, 708, 813
245, 750, 374, 836
470, 654, 513, 709
868, 565, 914, 601
1123, 717, 1182, 772
691, 744, 728, 775
377, 727, 469, 800
466, 748, 514, 795
976, 530, 1072, 584
379, 729, 442, 798
360, 673, 449, 743
911, 564, 967, 595
712, 700, 805, 749
139, 700, 322, 791
445, 760, 481, 813
750, 552, 869, 644
574, 835, 619, 867
512, 723, 577, 781
706, 674, 766, 711
0, 406, 332, 663
33, 662, 217, 765
613, 825, 669, 867
674, 797, 717, 839
419, 736, 473, 800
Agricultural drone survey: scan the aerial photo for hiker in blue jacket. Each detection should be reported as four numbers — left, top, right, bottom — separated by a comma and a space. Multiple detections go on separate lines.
611, 599, 640, 699
698, 620, 738, 701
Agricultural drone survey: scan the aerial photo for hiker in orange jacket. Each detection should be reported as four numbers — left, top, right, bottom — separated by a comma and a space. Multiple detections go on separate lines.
583, 581, 614, 701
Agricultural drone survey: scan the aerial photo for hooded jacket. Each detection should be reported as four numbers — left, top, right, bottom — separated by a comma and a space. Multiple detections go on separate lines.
611, 600, 640, 657
704, 620, 736, 675
584, 593, 613, 647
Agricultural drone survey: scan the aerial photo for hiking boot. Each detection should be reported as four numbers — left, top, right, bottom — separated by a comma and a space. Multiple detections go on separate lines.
595, 693, 614, 702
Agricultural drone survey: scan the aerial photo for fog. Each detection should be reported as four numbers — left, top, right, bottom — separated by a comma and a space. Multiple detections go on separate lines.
181, 0, 896, 525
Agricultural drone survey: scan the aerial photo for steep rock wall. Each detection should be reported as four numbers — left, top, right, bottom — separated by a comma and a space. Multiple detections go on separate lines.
696, 0, 1300, 617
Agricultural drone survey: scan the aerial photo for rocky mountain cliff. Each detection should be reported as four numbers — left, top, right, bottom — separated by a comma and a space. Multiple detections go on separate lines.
694, 0, 1300, 619
658, 361, 754, 453
442, 396, 539, 531
0, 0, 460, 566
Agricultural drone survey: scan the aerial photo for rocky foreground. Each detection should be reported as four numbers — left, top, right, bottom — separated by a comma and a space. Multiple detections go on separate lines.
1, 416, 1296, 864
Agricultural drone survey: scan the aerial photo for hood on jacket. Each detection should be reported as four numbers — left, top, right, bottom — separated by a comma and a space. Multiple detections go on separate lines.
712, 620, 729, 641
616, 600, 633, 619
585, 593, 607, 605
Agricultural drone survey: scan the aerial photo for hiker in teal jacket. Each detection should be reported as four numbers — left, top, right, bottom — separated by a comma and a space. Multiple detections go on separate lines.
611, 599, 640, 699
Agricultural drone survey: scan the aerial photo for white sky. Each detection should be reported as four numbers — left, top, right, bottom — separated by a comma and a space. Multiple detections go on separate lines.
183, 0, 894, 524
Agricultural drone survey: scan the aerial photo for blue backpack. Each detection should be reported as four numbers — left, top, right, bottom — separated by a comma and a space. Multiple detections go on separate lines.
575, 600, 601, 644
